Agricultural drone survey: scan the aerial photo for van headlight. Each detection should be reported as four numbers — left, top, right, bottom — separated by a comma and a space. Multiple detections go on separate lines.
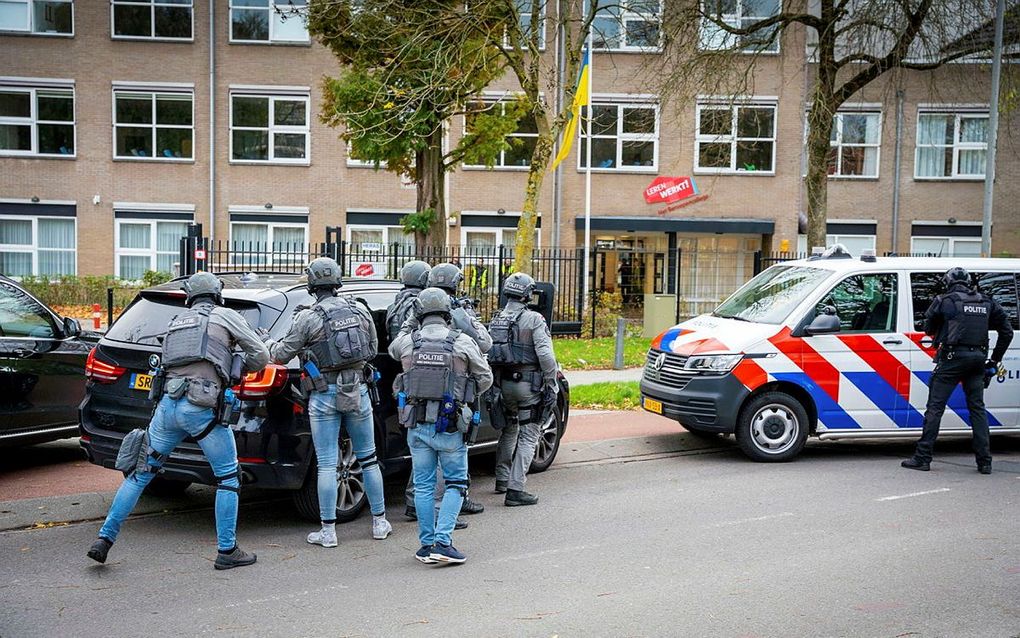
684, 353, 743, 373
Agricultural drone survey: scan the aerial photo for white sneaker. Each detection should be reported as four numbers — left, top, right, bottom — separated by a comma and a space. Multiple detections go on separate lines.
372, 517, 392, 540
307, 526, 337, 548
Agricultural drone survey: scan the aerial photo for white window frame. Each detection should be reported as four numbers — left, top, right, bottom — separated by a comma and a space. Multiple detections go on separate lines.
228, 219, 309, 266
590, 0, 662, 52
914, 108, 989, 181
113, 217, 191, 280
463, 98, 538, 171
910, 235, 983, 257
0, 83, 75, 158
801, 108, 882, 179
0, 0, 73, 36
112, 87, 194, 162
110, 0, 194, 42
578, 100, 659, 173
502, 0, 546, 49
228, 0, 309, 44
699, 0, 781, 54
695, 100, 777, 175
0, 213, 77, 277
229, 92, 311, 165
346, 224, 415, 249
797, 233, 876, 256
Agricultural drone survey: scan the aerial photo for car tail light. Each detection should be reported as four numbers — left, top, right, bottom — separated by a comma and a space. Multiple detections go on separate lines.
234, 364, 289, 400
85, 348, 127, 383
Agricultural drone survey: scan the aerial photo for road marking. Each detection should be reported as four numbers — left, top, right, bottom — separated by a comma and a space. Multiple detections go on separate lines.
708, 512, 795, 528
875, 488, 951, 502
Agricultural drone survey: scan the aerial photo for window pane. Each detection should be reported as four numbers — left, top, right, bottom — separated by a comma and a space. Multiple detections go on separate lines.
592, 138, 616, 167
975, 272, 1019, 329
273, 226, 305, 250
916, 146, 949, 177
622, 107, 655, 134
698, 142, 731, 168
154, 5, 191, 38
0, 124, 31, 151
959, 117, 988, 143
119, 223, 151, 249
911, 237, 949, 256
232, 223, 268, 246
0, 283, 55, 337
113, 4, 151, 37
504, 136, 535, 166
0, 252, 32, 277
33, 1, 72, 33
917, 114, 951, 145
37, 123, 74, 154
841, 114, 873, 144
0, 91, 31, 118
119, 255, 150, 280
232, 8, 268, 40
272, 6, 308, 41
817, 274, 897, 333
953, 239, 981, 257
232, 96, 268, 127
839, 146, 877, 177
350, 229, 383, 249
156, 127, 192, 158
592, 16, 620, 48
625, 19, 658, 47
155, 253, 177, 274
37, 93, 72, 121
273, 99, 306, 126
156, 222, 188, 252
744, 0, 780, 16
737, 107, 773, 138
515, 112, 537, 135
156, 95, 192, 125
116, 127, 153, 157
0, 219, 32, 245
0, 1, 30, 30
621, 140, 653, 166
591, 105, 617, 136
958, 149, 986, 176
273, 132, 306, 158
233, 0, 269, 5
629, 0, 660, 13
116, 95, 153, 124
699, 108, 730, 136
38, 250, 73, 276
735, 140, 772, 171
232, 129, 268, 160
465, 231, 496, 249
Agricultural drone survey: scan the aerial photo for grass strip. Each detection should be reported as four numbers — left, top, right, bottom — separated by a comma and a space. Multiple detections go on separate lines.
553, 337, 648, 371
569, 381, 642, 410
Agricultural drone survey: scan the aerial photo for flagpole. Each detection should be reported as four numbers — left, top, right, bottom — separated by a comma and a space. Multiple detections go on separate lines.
582, 30, 594, 310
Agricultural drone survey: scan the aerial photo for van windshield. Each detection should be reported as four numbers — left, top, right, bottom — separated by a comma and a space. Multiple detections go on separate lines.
713, 265, 832, 324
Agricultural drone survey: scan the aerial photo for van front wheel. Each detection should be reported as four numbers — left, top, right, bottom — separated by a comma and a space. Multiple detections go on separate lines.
735, 392, 809, 462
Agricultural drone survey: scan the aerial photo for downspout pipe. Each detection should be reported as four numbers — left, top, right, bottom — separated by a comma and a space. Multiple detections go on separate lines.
891, 89, 904, 254
208, 0, 216, 242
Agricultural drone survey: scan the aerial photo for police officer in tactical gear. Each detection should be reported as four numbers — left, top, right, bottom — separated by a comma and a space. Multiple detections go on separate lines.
265, 257, 391, 547
902, 267, 1013, 474
88, 272, 270, 569
389, 288, 492, 564
489, 272, 559, 506
398, 261, 490, 517
386, 260, 431, 343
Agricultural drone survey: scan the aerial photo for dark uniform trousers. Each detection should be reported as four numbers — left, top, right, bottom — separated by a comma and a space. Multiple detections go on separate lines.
914, 349, 991, 465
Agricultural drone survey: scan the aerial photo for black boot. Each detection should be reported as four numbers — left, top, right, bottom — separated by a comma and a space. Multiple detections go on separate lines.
87, 538, 113, 564
214, 546, 257, 570
901, 458, 930, 471
978, 464, 992, 475
494, 480, 508, 494
505, 489, 539, 506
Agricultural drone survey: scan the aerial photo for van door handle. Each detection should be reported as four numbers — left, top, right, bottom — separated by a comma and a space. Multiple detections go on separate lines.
882, 339, 903, 346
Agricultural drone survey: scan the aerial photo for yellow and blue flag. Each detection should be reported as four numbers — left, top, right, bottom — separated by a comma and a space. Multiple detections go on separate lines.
550, 48, 590, 171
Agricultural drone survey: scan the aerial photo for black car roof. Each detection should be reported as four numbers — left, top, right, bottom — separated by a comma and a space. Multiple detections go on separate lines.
145, 274, 403, 311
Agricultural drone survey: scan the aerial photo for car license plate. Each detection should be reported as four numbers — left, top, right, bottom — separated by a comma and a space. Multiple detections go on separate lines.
131, 373, 153, 391
643, 397, 663, 414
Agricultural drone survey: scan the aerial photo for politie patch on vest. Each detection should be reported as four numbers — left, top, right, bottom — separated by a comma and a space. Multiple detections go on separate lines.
413, 352, 450, 366
168, 315, 201, 331
330, 316, 360, 330
963, 304, 988, 315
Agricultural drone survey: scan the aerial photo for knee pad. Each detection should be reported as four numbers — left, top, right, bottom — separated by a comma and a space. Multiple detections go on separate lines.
444, 477, 469, 496
215, 466, 241, 493
356, 452, 379, 471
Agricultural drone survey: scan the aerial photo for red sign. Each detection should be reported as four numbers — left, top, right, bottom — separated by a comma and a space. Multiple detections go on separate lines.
644, 176, 698, 205
194, 249, 207, 260
354, 263, 375, 277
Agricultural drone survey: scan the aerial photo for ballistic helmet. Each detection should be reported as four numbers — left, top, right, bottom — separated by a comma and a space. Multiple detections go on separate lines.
183, 272, 224, 306
306, 257, 342, 292
427, 262, 464, 293
942, 267, 971, 290
502, 272, 537, 301
416, 287, 452, 320
399, 260, 431, 288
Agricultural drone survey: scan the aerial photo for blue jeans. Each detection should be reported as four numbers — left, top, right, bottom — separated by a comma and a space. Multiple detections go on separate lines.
98, 395, 240, 551
308, 383, 385, 521
407, 425, 468, 547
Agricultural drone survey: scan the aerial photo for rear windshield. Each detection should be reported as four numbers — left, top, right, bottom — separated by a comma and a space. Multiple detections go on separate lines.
713, 265, 833, 324
105, 296, 263, 346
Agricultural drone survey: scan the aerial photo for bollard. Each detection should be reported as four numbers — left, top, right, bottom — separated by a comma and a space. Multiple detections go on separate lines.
613, 317, 625, 370
91, 303, 102, 330
107, 287, 114, 327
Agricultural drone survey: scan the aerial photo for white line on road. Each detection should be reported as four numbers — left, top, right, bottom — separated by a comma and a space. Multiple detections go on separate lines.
708, 512, 796, 528
875, 488, 951, 502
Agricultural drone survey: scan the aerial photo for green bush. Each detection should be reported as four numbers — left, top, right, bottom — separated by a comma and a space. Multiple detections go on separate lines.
19, 275, 143, 309
142, 270, 173, 287
582, 291, 624, 337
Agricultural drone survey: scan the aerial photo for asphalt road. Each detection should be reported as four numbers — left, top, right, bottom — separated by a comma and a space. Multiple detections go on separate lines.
2, 432, 1019, 638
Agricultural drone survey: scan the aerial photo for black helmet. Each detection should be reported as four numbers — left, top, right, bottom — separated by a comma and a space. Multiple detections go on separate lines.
427, 262, 464, 293
415, 287, 452, 320
502, 272, 536, 300
183, 272, 224, 306
942, 267, 971, 289
399, 260, 431, 288
305, 257, 342, 293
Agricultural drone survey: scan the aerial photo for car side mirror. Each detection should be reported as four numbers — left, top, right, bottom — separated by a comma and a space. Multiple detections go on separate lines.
805, 307, 841, 336
63, 317, 82, 337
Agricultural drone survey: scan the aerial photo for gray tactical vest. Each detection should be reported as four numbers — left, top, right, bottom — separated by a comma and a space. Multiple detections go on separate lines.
401, 329, 470, 425
487, 307, 539, 367
386, 287, 420, 342
161, 302, 234, 384
308, 296, 372, 371
944, 290, 992, 348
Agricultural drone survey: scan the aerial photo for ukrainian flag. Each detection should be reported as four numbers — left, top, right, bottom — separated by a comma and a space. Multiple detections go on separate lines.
550, 48, 590, 172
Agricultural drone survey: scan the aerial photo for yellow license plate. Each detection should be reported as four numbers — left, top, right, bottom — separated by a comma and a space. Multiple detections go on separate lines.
643, 397, 663, 414
131, 373, 153, 391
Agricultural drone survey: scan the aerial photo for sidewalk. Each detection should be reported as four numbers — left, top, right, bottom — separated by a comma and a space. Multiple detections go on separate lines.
562, 366, 644, 387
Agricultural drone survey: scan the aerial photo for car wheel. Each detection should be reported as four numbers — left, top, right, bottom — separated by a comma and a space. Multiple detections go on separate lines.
735, 392, 809, 462
145, 477, 191, 497
292, 435, 368, 523
529, 405, 564, 474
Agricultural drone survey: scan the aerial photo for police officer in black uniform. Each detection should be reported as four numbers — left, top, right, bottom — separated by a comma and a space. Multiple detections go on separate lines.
902, 267, 1013, 474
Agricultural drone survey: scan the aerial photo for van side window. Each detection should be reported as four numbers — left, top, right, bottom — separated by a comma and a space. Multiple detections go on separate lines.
910, 272, 1020, 331
975, 272, 1019, 330
909, 273, 942, 330
816, 273, 898, 333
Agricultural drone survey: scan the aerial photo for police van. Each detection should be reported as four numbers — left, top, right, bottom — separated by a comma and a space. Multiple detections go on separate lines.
639, 249, 1020, 461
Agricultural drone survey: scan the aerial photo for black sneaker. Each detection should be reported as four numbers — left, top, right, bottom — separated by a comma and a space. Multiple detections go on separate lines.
460, 498, 484, 515
494, 480, 508, 494
87, 538, 112, 564
214, 547, 257, 570
429, 543, 467, 564
455, 518, 469, 530
505, 489, 539, 506
404, 505, 417, 521
901, 458, 930, 471
978, 464, 992, 475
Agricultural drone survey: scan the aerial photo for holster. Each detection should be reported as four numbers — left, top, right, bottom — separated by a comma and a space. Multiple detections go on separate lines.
483, 385, 508, 431
148, 368, 166, 401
